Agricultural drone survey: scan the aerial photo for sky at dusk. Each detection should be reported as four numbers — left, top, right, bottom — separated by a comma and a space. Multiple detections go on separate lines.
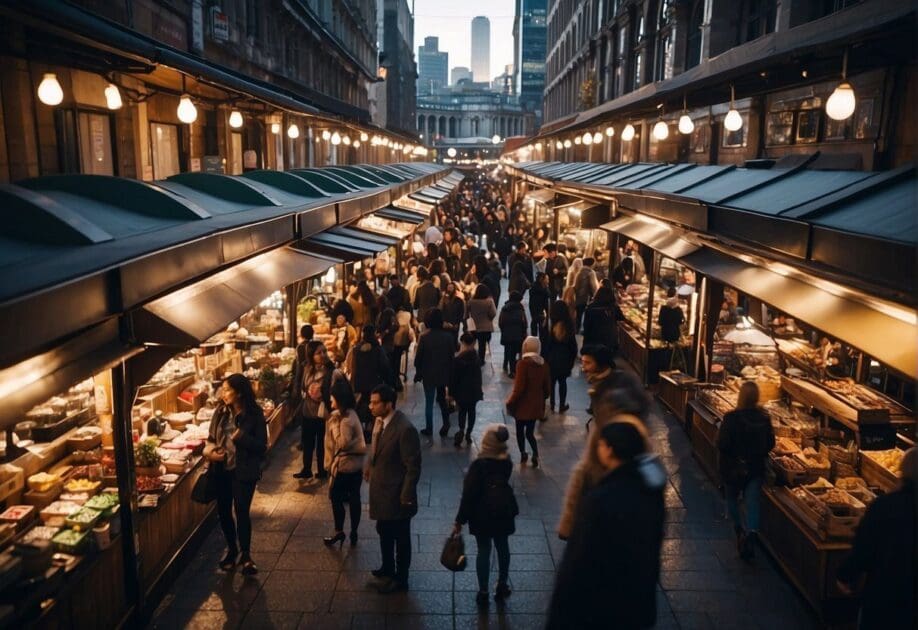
412, 0, 516, 80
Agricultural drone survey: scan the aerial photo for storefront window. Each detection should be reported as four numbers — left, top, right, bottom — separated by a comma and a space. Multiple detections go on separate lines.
652, 256, 697, 349
77, 112, 114, 175
150, 122, 181, 179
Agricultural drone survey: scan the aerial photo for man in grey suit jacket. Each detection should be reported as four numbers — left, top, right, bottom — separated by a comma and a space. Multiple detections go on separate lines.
364, 384, 422, 593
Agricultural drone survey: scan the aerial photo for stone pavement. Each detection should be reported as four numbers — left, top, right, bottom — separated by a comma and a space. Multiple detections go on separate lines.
150, 316, 819, 630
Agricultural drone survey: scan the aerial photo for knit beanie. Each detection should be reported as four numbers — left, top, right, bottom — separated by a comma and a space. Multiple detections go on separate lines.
522, 335, 541, 356
478, 424, 510, 460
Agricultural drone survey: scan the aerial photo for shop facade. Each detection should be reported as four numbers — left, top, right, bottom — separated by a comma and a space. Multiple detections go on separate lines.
0, 162, 453, 627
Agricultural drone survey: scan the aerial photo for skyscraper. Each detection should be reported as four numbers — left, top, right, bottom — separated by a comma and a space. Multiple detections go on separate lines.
417, 36, 448, 95
470, 16, 490, 83
512, 0, 547, 125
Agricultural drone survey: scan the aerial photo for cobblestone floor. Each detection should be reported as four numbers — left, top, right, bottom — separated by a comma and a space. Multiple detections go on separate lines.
150, 301, 819, 630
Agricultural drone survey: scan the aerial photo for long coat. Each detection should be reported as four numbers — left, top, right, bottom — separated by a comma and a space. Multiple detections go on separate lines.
414, 328, 457, 386
366, 411, 422, 521
505, 355, 550, 421
449, 349, 483, 406
543, 323, 578, 378
455, 458, 516, 537
547, 461, 665, 630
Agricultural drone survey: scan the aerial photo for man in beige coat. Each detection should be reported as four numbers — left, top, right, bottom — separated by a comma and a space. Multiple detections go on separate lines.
365, 384, 422, 593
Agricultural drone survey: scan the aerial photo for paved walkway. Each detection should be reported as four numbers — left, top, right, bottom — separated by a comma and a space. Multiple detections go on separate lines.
151, 312, 819, 630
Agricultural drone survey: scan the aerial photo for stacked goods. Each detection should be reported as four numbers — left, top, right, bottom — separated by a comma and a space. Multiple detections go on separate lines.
780, 478, 869, 539
764, 400, 819, 443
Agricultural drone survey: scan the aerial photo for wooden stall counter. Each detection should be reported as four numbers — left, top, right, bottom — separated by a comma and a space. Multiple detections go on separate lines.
658, 371, 697, 428
687, 400, 721, 485
760, 487, 858, 627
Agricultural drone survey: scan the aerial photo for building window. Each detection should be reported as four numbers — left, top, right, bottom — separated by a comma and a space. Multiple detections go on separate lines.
815, 0, 861, 18
77, 112, 115, 175
654, 0, 674, 82
632, 12, 645, 90
685, 1, 704, 70
245, 0, 260, 38
722, 113, 747, 148
150, 122, 181, 179
740, 0, 776, 44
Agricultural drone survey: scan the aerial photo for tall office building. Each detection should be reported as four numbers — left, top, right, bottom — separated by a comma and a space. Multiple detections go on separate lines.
417, 36, 448, 95
451, 66, 472, 85
470, 16, 490, 83
512, 0, 547, 125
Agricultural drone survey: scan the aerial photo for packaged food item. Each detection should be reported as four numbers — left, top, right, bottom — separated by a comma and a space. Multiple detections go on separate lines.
51, 529, 91, 554
40, 501, 84, 526
19, 526, 60, 545
65, 507, 103, 532
27, 472, 60, 493
0, 505, 36, 532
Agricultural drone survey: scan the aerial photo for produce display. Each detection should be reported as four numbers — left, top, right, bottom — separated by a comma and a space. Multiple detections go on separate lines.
27, 473, 60, 493
64, 507, 102, 532
63, 479, 100, 495
0, 506, 35, 532
51, 529, 90, 554
821, 378, 906, 414
861, 449, 905, 476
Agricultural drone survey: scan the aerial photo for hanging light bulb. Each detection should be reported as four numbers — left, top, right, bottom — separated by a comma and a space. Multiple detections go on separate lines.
563, 139, 572, 148
724, 85, 742, 132
678, 95, 694, 134
322, 129, 331, 140
535, 142, 543, 150
228, 110, 244, 129
826, 50, 856, 121
574, 135, 581, 145
653, 120, 669, 141
605, 126, 615, 137
621, 124, 635, 142
582, 131, 593, 145
37, 73, 64, 106
592, 132, 602, 144
271, 122, 281, 135
447, 147, 458, 158
287, 123, 300, 139
353, 140, 361, 148
104, 83, 122, 110
177, 94, 198, 124
360, 132, 369, 142
342, 135, 351, 145
491, 134, 501, 144
331, 132, 341, 145
555, 140, 563, 150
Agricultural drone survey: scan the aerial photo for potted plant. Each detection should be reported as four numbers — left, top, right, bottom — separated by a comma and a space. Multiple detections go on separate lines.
134, 437, 162, 477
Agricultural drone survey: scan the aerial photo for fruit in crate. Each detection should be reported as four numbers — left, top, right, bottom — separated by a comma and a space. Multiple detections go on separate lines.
63, 478, 99, 494
862, 449, 904, 476
27, 473, 60, 493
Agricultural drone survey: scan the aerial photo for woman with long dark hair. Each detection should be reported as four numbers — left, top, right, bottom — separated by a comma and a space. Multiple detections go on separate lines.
467, 284, 497, 366
544, 300, 579, 413
204, 373, 267, 575
294, 341, 335, 480
323, 380, 367, 548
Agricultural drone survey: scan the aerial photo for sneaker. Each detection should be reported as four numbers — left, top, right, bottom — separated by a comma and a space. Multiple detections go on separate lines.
293, 470, 313, 479
520, 452, 529, 464
495, 583, 512, 600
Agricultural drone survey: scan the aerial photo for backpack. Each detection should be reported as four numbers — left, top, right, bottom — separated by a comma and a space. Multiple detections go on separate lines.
482, 471, 519, 521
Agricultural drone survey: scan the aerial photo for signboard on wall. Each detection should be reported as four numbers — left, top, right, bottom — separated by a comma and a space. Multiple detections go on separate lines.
202, 155, 225, 173
210, 7, 229, 42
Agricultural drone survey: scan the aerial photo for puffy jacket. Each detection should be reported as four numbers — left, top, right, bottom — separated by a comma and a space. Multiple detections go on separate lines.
498, 301, 528, 346
347, 341, 392, 394
324, 409, 366, 476
505, 355, 550, 421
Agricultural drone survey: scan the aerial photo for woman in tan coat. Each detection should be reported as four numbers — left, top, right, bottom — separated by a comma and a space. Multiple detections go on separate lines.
557, 384, 653, 540
323, 380, 366, 548
505, 336, 550, 467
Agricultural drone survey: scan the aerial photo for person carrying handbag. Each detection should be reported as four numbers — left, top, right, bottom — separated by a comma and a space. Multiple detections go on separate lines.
323, 380, 367, 548
453, 424, 518, 608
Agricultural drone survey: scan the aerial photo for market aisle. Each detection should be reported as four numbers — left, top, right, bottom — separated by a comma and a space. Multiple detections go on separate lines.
150, 332, 819, 630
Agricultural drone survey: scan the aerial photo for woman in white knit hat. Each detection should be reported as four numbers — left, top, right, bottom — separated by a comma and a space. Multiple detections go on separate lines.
453, 424, 518, 608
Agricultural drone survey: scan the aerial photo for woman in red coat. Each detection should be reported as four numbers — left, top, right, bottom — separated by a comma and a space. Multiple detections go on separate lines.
505, 336, 550, 467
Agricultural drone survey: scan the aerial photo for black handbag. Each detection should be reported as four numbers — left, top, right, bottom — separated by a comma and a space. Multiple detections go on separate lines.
440, 534, 467, 572
191, 465, 216, 504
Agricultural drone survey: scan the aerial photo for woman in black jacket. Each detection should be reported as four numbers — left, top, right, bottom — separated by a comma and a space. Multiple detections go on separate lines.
582, 285, 618, 353
204, 373, 268, 575
498, 291, 528, 377
543, 300, 578, 413
507, 259, 531, 296
453, 424, 517, 608
449, 333, 483, 447
717, 381, 775, 561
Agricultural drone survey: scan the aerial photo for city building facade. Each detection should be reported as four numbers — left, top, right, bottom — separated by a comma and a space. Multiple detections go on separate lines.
0, 0, 421, 184
513, 0, 548, 125
451, 66, 473, 85
417, 36, 448, 95
492, 64, 516, 96
471, 16, 492, 82
528, 0, 914, 171
375, 0, 418, 135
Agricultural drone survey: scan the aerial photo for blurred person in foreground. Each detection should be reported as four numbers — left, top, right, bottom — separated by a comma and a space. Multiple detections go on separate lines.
547, 421, 665, 629
836, 447, 916, 630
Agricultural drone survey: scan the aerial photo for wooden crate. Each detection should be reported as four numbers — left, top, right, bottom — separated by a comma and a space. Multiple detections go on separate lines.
770, 456, 810, 487
859, 452, 900, 493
